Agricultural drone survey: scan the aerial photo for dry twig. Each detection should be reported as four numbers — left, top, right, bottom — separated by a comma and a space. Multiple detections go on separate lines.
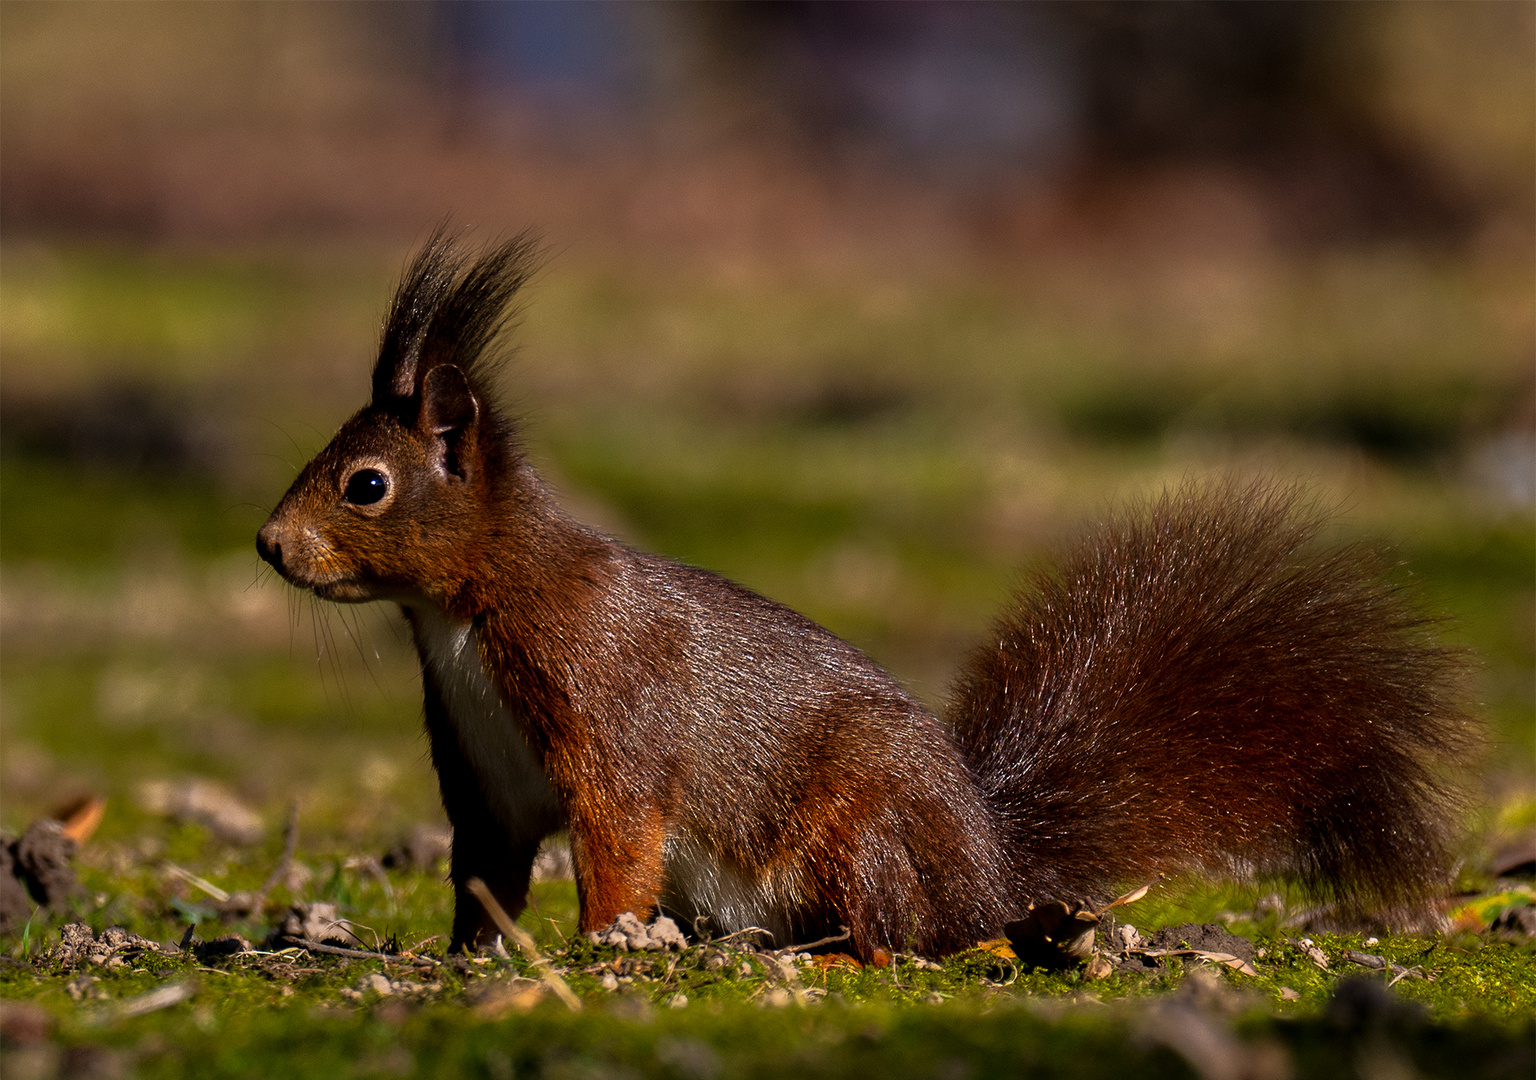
466, 877, 582, 1012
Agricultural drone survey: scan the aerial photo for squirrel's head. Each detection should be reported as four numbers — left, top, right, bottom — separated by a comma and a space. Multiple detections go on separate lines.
257, 230, 539, 606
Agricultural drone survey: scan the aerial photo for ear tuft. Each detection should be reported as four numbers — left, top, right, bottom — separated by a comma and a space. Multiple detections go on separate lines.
371, 226, 542, 413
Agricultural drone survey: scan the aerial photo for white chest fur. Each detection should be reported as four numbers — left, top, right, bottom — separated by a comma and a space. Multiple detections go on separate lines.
410, 605, 562, 844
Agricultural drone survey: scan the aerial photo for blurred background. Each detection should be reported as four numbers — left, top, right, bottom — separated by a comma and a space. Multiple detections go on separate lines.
1, 2, 1531, 867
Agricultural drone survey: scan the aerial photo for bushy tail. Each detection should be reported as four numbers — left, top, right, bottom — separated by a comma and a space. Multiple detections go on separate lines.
947, 480, 1477, 917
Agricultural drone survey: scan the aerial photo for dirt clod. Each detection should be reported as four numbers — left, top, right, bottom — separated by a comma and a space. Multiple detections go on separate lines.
270, 902, 360, 947
48, 924, 166, 968
1145, 923, 1256, 963
5, 819, 84, 920
0, 841, 35, 933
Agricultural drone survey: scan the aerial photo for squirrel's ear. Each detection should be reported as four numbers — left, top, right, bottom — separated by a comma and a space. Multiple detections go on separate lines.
420, 365, 480, 478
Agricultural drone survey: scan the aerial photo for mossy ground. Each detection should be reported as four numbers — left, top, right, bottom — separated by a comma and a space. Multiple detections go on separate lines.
2, 244, 1532, 1077
3, 837, 1535, 1080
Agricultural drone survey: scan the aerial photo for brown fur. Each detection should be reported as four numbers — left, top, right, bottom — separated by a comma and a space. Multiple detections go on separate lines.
257, 231, 1476, 957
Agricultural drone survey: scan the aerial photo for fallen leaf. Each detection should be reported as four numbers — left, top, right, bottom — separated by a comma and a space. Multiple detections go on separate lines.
1102, 883, 1152, 912
812, 953, 862, 971
58, 797, 107, 845
1004, 901, 1100, 971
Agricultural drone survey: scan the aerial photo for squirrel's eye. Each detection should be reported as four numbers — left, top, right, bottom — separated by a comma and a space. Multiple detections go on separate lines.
343, 468, 389, 506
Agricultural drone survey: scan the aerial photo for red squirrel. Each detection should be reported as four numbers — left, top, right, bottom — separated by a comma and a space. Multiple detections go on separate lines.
257, 232, 1475, 958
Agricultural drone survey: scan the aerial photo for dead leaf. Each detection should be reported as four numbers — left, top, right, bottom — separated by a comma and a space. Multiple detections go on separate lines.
1004, 901, 1100, 970
1293, 939, 1329, 970
57, 797, 106, 844
1101, 883, 1152, 913
1191, 951, 1259, 977
811, 953, 862, 971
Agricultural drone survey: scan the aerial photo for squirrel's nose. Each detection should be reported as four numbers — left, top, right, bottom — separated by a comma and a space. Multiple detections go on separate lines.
256, 521, 285, 571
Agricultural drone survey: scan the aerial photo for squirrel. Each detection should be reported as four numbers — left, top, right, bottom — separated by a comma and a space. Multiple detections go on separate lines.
257, 232, 1476, 958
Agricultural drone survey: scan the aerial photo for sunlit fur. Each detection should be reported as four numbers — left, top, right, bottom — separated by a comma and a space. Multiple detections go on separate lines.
259, 232, 1477, 957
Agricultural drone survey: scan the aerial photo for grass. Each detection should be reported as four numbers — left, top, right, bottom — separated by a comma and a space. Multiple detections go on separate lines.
3, 823, 1534, 1078
1, 240, 1532, 1076
1, 840, 1533, 1078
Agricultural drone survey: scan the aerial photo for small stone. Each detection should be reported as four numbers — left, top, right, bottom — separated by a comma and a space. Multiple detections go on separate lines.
591, 910, 688, 952
362, 973, 393, 997
381, 824, 452, 872
600, 970, 619, 991
48, 924, 164, 969
100, 927, 133, 950
614, 911, 652, 950
667, 993, 688, 1009
137, 778, 264, 845
1084, 955, 1114, 981
648, 915, 686, 951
